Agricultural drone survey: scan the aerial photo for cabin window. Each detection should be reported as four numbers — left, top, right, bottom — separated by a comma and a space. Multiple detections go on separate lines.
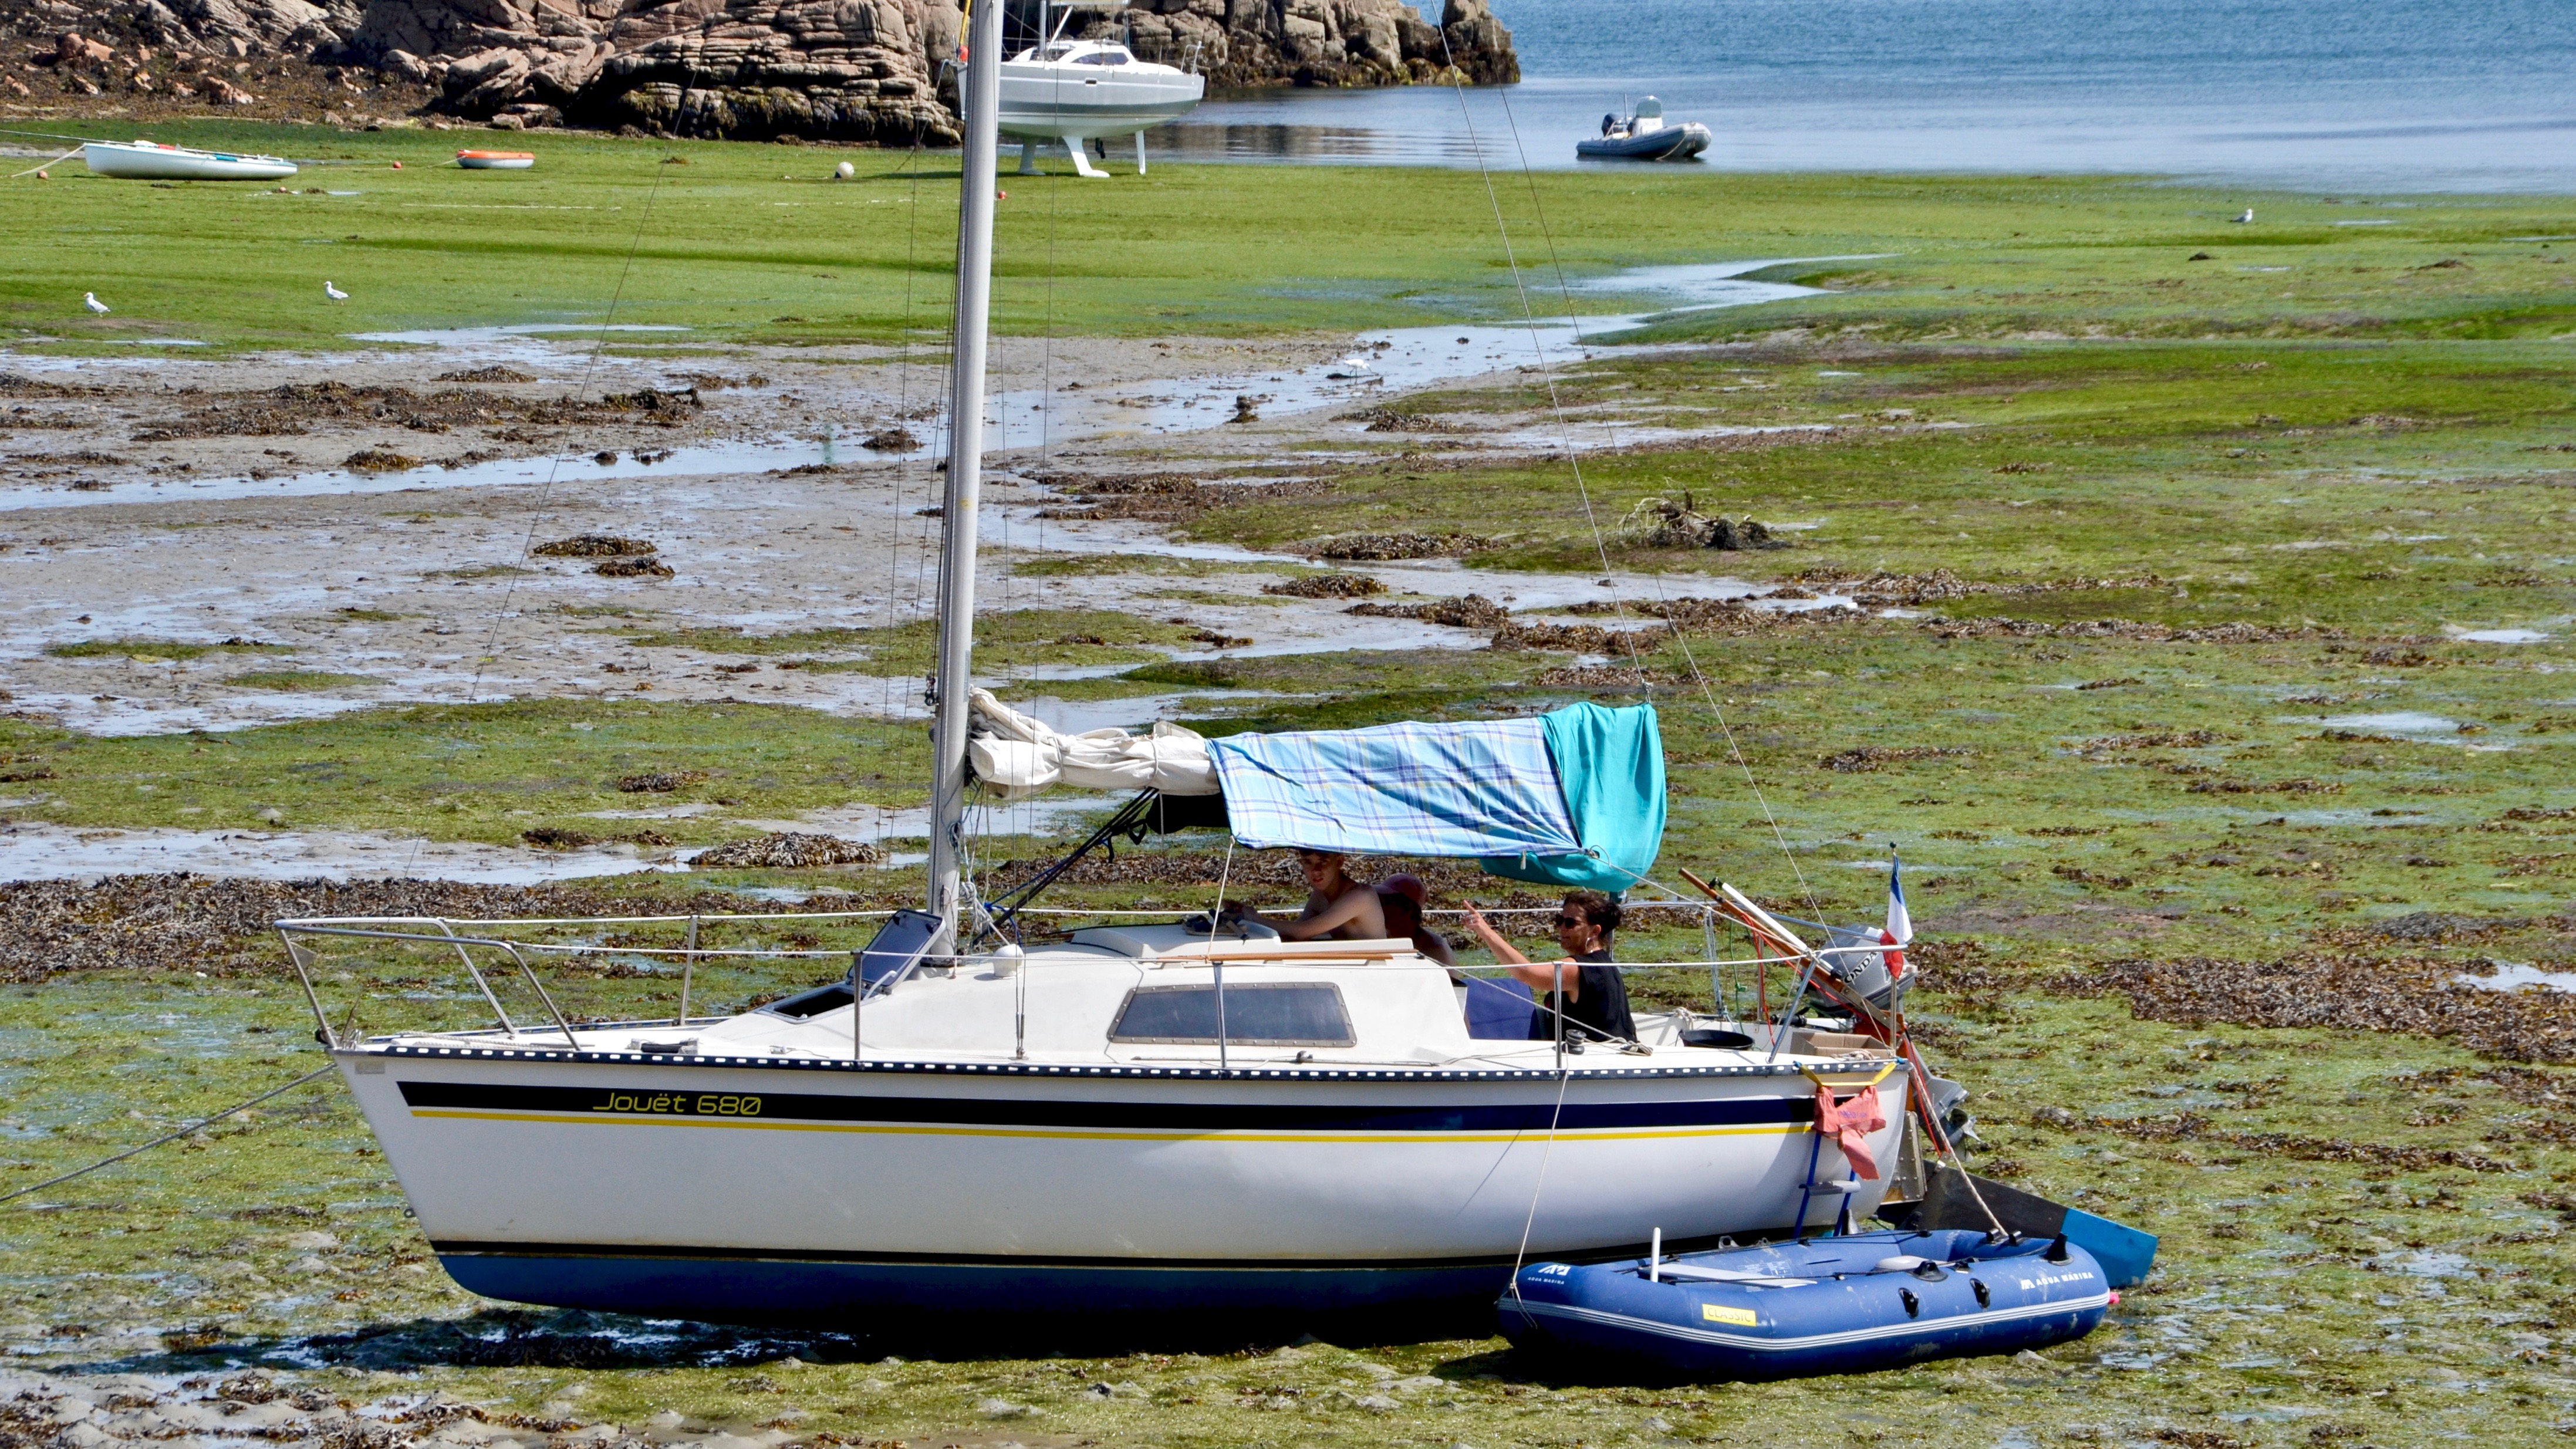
1074, 48, 1131, 65
1110, 982, 1355, 1046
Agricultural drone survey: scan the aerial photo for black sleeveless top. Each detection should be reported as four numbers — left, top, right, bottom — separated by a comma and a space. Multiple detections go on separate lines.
1528, 948, 1635, 1043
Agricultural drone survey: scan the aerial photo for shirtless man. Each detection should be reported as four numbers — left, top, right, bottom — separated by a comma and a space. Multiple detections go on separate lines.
1221, 849, 1388, 942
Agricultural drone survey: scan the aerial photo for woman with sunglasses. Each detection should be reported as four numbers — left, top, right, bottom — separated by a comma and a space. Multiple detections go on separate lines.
1461, 890, 1636, 1046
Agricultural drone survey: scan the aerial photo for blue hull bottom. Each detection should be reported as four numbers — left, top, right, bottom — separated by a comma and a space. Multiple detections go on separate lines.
440, 1251, 1518, 1327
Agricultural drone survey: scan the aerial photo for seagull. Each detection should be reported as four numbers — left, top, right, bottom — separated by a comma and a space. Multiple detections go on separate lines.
323, 280, 349, 302
2231, 208, 2254, 224
83, 292, 109, 315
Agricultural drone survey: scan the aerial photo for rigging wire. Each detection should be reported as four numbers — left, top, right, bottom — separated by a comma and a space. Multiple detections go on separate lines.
461, 23, 713, 708
1433, 42, 1955, 1247
880, 111, 938, 862
400, 33, 712, 879
1429, 34, 1656, 697
1429, 40, 1827, 948
1473, 80, 1831, 931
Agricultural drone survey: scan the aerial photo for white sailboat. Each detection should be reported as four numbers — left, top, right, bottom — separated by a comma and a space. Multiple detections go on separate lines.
990, 0, 1205, 177
276, 4, 1955, 1329
82, 139, 297, 181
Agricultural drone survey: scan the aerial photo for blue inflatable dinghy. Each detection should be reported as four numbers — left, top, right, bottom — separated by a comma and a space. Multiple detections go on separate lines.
1500, 1229, 2114, 1380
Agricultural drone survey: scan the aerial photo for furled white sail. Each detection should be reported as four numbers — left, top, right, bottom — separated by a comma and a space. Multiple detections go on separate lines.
967, 688, 1218, 798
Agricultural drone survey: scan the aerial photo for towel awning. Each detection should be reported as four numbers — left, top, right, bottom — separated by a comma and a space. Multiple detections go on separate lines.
969, 694, 1665, 893
1209, 702, 1665, 893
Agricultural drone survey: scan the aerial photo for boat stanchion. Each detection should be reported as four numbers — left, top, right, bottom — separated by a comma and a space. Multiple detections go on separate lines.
1648, 1227, 1661, 1282
678, 912, 699, 1024
1001, 942, 1027, 1060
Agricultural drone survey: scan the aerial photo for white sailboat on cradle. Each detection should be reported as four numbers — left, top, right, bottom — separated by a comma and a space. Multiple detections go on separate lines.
270, 2, 2039, 1332
987, 0, 1205, 177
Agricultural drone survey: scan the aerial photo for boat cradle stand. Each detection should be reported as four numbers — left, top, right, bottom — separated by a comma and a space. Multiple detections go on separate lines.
1018, 133, 1149, 178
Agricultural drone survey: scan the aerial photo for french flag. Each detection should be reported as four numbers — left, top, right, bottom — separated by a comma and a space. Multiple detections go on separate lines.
1880, 846, 1913, 974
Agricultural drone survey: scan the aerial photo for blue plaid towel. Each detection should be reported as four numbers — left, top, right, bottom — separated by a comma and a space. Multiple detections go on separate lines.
1208, 717, 1581, 858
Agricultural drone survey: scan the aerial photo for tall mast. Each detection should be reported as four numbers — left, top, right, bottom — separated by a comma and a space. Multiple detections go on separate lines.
927, 0, 1003, 950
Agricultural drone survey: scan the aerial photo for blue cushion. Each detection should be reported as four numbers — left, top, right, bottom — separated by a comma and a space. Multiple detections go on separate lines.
1464, 974, 1538, 1039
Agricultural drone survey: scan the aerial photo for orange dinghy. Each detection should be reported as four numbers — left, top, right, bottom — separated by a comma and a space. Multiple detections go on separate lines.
456, 150, 536, 170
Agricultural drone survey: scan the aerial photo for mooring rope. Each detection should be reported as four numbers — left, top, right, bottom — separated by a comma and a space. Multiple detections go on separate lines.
5, 145, 83, 179
0, 1064, 336, 1208
1503, 1043, 1576, 1333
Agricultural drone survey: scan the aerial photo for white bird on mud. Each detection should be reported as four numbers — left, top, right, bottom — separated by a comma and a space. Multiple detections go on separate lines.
323, 280, 349, 302
83, 292, 109, 314
1325, 352, 1378, 380
2231, 208, 2254, 224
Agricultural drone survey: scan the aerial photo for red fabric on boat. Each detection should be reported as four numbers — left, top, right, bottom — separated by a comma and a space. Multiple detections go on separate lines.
1815, 1082, 1886, 1180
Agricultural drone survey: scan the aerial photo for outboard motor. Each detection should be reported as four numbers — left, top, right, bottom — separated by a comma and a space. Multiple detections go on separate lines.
1818, 923, 1911, 1014
1923, 1072, 1977, 1147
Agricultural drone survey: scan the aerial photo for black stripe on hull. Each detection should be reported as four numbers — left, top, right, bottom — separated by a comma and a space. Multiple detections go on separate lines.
398, 1079, 1816, 1133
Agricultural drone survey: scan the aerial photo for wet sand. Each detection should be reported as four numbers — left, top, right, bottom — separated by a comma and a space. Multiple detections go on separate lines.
1, 300, 1829, 741
0, 264, 1860, 879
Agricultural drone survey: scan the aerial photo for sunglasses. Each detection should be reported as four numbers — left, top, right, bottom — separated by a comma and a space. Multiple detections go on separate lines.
1552, 914, 1589, 930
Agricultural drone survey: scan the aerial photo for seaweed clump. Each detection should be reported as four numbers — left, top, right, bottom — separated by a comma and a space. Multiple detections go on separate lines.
1616, 494, 1788, 551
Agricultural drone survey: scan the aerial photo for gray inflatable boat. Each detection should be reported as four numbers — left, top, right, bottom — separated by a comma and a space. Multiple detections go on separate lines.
1576, 97, 1711, 161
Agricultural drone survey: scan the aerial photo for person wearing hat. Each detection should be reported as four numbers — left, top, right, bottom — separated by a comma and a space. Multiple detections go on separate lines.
1376, 873, 1454, 966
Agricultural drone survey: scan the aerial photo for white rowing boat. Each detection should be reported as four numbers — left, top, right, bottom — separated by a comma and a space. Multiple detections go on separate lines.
457, 150, 536, 170
82, 139, 297, 181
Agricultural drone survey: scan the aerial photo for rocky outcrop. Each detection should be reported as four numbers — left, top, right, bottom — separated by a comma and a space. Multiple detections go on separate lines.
356, 0, 1510, 136
15, 0, 362, 59
583, 0, 965, 143
22, 0, 1514, 140
1118, 0, 1514, 88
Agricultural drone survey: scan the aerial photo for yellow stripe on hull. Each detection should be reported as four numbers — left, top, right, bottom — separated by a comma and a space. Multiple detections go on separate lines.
410, 1107, 1806, 1145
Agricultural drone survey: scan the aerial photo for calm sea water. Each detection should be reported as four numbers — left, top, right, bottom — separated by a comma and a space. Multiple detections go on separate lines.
1150, 0, 2576, 189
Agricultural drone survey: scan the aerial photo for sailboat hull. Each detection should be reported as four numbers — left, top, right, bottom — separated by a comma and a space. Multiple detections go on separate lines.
346, 1045, 1910, 1323
83, 140, 298, 180
438, 1248, 1515, 1324
990, 63, 1206, 141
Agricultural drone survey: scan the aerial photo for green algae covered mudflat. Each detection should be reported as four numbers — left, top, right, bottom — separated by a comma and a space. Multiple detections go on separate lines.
4, 120, 2576, 1445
